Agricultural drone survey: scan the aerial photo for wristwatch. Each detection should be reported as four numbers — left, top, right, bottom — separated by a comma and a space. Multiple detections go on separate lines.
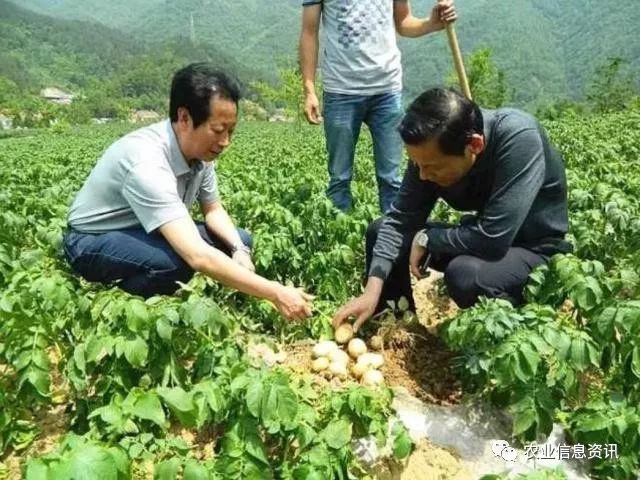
415, 230, 432, 276
231, 242, 251, 255
415, 229, 429, 249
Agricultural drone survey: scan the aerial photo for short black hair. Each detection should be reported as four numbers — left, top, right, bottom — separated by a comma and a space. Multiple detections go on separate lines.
399, 88, 483, 155
169, 63, 241, 128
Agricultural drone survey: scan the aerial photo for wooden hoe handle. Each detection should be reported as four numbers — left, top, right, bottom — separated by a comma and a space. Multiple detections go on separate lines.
445, 23, 472, 100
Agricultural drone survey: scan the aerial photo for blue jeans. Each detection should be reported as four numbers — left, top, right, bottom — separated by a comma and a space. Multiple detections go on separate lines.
323, 90, 403, 213
63, 223, 252, 298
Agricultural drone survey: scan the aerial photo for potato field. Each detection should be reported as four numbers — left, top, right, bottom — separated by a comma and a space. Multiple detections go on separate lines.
1, 108, 639, 479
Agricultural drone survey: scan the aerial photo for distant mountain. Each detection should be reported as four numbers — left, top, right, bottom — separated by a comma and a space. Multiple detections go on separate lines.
0, 0, 260, 97
5, 0, 640, 107
0, 0, 145, 90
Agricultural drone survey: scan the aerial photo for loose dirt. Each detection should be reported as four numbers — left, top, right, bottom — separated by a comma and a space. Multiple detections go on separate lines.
370, 439, 470, 480
282, 271, 462, 404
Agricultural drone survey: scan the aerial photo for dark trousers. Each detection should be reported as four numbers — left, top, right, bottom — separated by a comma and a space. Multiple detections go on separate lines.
365, 217, 547, 311
63, 223, 252, 298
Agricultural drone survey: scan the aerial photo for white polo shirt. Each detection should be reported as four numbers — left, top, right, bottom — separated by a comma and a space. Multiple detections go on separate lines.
68, 120, 219, 233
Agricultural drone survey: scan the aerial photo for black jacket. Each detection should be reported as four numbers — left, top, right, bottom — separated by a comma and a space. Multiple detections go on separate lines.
370, 108, 573, 280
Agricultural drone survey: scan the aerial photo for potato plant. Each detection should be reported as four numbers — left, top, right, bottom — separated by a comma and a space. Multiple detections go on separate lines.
0, 107, 639, 479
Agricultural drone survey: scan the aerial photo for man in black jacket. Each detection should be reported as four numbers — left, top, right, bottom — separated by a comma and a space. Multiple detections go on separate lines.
333, 88, 572, 331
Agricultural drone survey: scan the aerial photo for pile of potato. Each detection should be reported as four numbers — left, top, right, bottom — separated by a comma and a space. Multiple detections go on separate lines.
311, 324, 385, 387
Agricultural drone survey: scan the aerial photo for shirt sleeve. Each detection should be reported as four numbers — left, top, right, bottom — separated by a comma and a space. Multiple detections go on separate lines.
122, 164, 189, 233
197, 164, 220, 205
427, 118, 546, 260
369, 162, 439, 280
302, 0, 321, 5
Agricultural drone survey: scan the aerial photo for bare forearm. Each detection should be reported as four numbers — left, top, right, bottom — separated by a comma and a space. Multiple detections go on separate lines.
364, 276, 384, 299
194, 248, 278, 300
300, 31, 319, 95
396, 16, 439, 37
204, 208, 242, 249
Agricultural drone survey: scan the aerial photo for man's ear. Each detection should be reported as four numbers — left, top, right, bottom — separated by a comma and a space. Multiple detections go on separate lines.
176, 107, 192, 128
468, 134, 485, 155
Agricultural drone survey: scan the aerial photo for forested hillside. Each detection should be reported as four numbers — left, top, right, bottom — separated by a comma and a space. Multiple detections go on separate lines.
8, 0, 640, 106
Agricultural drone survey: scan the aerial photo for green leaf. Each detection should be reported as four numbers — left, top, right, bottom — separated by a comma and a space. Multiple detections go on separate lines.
14, 350, 32, 371
245, 432, 269, 465
569, 338, 588, 370
576, 413, 610, 432
519, 343, 540, 377
31, 349, 50, 370
68, 445, 119, 480
398, 296, 410, 312
156, 317, 173, 342
392, 427, 413, 459
246, 382, 263, 418
157, 387, 196, 427
262, 382, 298, 431
74, 344, 87, 374
183, 300, 209, 328
107, 447, 130, 476
194, 380, 224, 414
183, 460, 210, 480
323, 418, 352, 449
296, 423, 317, 450
21, 366, 50, 397
293, 466, 323, 480
154, 458, 181, 480
157, 387, 194, 412
131, 391, 166, 428
86, 336, 114, 364
126, 300, 149, 333
89, 404, 125, 429
24, 459, 48, 480
123, 337, 148, 368
631, 346, 640, 379
306, 444, 330, 467
512, 409, 536, 436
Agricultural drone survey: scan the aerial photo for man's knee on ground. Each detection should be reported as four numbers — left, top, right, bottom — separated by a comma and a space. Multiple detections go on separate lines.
444, 255, 484, 308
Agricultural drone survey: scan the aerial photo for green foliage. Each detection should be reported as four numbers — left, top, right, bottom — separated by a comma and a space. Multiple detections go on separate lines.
586, 57, 639, 113
439, 106, 640, 477
1, 103, 639, 478
5, 0, 640, 111
0, 121, 408, 477
447, 48, 511, 108
251, 67, 306, 122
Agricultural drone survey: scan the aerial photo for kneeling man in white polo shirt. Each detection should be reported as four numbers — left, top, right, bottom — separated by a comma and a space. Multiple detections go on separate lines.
64, 63, 312, 321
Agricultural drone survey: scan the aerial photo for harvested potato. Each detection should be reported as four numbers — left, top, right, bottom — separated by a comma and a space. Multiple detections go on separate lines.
312, 340, 338, 358
328, 362, 348, 378
362, 369, 384, 387
335, 323, 354, 344
347, 338, 367, 358
351, 362, 369, 379
369, 335, 384, 351
328, 349, 350, 365
357, 353, 384, 369
312, 357, 330, 372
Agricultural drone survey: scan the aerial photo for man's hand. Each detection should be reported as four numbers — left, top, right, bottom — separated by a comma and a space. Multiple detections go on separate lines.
231, 249, 255, 272
429, 0, 457, 32
272, 284, 314, 321
304, 92, 323, 124
409, 232, 428, 279
332, 291, 379, 333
